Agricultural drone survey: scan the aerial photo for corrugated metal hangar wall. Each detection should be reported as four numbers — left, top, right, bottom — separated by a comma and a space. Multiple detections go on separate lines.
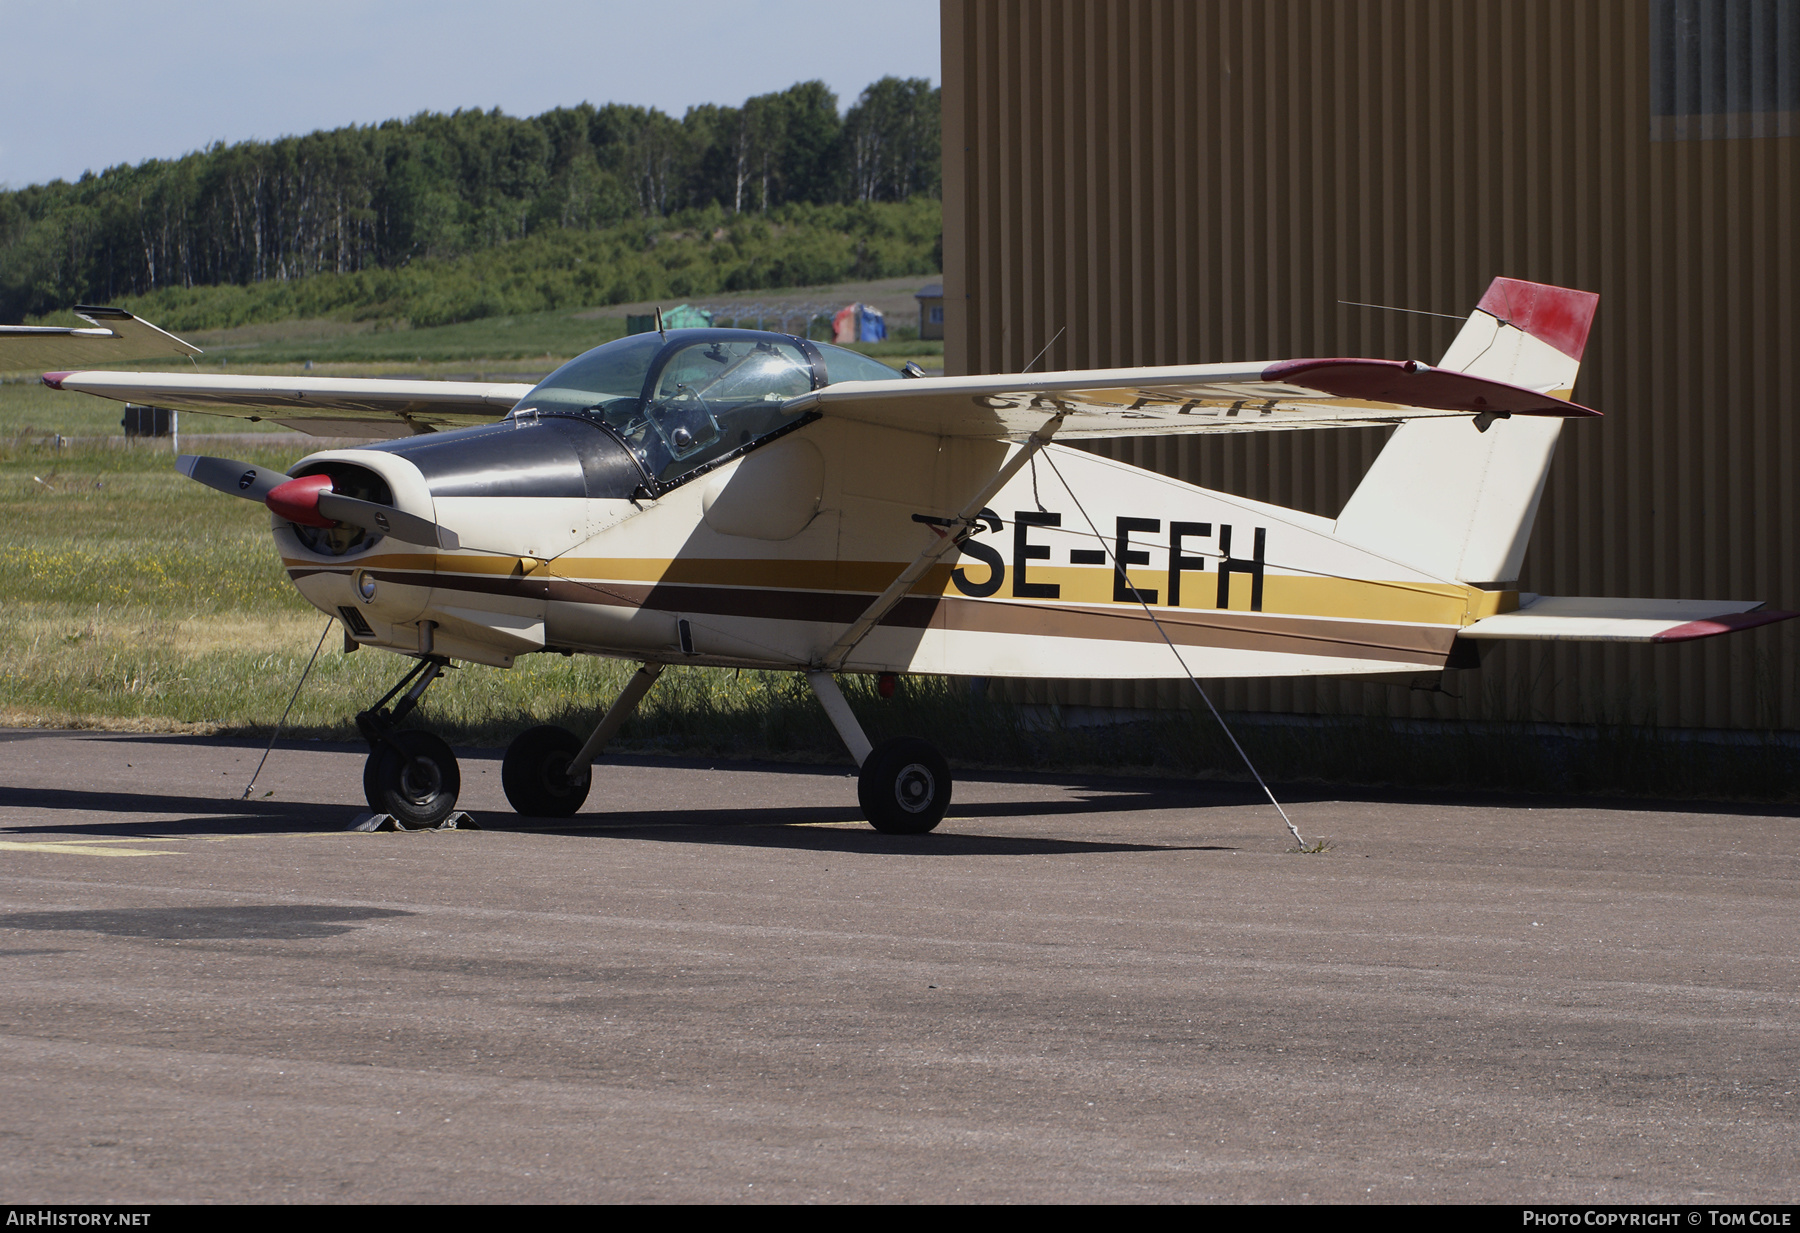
940, 0, 1800, 729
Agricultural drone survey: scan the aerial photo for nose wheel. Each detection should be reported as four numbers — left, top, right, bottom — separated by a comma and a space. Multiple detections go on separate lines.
363, 729, 462, 829
357, 655, 461, 828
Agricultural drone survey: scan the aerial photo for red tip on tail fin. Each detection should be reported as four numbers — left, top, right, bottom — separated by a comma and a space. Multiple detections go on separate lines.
1476, 278, 1599, 362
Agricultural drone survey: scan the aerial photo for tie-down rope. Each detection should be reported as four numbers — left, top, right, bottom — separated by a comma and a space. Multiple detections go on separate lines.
1040, 451, 1305, 848
241, 616, 334, 801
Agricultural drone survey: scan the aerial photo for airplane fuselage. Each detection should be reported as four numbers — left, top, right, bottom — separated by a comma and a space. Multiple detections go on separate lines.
281, 412, 1508, 682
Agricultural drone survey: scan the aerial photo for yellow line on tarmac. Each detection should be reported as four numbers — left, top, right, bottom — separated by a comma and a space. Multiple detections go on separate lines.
9, 835, 189, 843
0, 839, 184, 858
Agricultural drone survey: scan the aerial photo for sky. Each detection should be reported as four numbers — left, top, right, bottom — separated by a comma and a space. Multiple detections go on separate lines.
0, 0, 941, 189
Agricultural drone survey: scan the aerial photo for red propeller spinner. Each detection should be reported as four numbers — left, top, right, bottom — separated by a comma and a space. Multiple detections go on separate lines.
264, 474, 336, 527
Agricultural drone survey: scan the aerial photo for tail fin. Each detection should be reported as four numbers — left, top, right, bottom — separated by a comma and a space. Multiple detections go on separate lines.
1333, 278, 1599, 585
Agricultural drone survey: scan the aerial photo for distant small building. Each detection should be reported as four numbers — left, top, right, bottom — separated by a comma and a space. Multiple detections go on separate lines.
625, 304, 713, 335
915, 283, 944, 340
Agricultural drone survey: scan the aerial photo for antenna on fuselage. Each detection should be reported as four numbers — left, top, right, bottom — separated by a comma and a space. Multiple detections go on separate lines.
655, 306, 667, 341
1336, 299, 1466, 322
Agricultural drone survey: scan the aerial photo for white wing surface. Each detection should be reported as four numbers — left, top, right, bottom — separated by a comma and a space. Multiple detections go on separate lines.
43, 370, 534, 437
795, 357, 1599, 440
0, 306, 202, 373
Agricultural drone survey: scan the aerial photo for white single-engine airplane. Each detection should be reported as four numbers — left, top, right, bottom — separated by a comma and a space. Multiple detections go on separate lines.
8, 281, 1791, 830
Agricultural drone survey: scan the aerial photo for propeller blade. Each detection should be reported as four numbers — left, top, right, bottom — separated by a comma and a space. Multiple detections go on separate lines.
182, 454, 459, 550
317, 492, 460, 550
176, 454, 289, 502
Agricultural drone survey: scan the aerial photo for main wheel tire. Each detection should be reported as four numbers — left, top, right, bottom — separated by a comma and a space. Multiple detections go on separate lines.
858, 737, 951, 834
363, 730, 461, 829
502, 724, 592, 818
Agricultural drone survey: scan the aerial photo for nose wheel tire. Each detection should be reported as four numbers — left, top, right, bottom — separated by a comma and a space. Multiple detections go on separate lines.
363, 730, 462, 829
502, 725, 592, 818
858, 737, 952, 834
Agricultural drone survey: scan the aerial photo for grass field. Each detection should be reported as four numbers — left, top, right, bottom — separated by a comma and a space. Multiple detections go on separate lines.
173, 312, 942, 371
12, 273, 945, 406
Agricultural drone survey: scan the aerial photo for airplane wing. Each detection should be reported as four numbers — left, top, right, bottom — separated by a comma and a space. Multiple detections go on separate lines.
11, 305, 528, 436
0, 306, 203, 373
41, 370, 534, 437
1459, 595, 1794, 643
793, 358, 1598, 439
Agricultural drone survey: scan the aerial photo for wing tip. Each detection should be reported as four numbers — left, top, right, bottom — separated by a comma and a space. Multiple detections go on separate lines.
41, 371, 72, 389
1652, 609, 1800, 642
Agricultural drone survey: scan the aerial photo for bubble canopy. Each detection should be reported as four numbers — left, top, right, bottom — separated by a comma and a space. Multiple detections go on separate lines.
506, 328, 900, 486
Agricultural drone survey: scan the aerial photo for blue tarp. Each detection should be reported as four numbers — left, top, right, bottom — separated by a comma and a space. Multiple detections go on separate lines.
858, 305, 887, 342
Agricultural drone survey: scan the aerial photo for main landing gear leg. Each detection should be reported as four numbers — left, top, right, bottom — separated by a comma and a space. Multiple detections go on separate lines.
357, 655, 460, 829
502, 661, 665, 818
806, 670, 951, 835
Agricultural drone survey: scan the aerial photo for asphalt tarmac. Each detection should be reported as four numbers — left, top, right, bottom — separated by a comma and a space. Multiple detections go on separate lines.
1, 728, 1795, 1203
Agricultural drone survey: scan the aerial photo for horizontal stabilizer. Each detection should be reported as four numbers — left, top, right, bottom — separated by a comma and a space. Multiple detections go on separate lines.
1460, 595, 1796, 643
44, 370, 532, 436
1, 306, 202, 374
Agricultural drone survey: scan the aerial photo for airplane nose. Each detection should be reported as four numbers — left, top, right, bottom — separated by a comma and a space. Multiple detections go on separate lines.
265, 473, 336, 527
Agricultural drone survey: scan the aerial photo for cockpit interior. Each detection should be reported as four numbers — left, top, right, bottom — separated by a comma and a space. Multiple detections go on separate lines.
379, 328, 897, 489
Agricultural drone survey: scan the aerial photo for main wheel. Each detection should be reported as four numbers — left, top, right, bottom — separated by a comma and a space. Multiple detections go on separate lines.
857, 737, 951, 834
363, 730, 461, 829
502, 724, 591, 817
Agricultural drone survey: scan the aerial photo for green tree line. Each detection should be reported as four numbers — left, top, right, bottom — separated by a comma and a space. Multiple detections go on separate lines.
120, 199, 943, 333
0, 77, 940, 324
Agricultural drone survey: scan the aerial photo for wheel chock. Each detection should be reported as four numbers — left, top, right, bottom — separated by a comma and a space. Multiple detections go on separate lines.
346, 811, 480, 832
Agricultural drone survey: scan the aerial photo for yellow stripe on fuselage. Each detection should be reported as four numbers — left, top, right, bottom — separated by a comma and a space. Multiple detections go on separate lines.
288, 552, 1515, 627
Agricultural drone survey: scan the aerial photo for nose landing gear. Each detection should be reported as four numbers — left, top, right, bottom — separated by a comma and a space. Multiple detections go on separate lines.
358, 656, 461, 828
363, 729, 462, 828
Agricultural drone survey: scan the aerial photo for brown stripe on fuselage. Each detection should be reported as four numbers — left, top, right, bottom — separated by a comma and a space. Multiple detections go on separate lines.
925, 593, 1454, 663
301, 562, 1453, 666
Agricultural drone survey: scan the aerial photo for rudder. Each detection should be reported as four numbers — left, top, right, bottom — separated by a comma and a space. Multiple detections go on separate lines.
1332, 278, 1599, 585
